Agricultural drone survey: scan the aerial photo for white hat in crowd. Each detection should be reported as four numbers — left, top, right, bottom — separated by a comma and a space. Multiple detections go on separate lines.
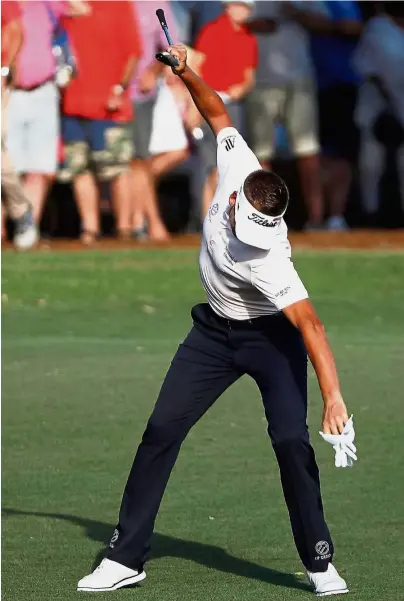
222, 0, 255, 7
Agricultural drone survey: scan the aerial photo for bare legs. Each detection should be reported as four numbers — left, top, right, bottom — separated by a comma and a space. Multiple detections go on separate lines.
23, 173, 53, 225
73, 172, 100, 244
322, 157, 351, 228
297, 154, 324, 227
129, 149, 189, 238
149, 149, 188, 181
130, 159, 169, 241
73, 169, 154, 244
111, 171, 133, 237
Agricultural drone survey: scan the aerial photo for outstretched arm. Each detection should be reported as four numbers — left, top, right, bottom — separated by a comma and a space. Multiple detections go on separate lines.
168, 44, 232, 137
283, 298, 349, 435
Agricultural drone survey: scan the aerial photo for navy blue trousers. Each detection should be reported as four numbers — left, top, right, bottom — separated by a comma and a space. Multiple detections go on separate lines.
107, 303, 333, 572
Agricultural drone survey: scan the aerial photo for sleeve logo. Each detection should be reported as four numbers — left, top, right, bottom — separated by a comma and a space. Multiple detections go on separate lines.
275, 286, 291, 298
222, 136, 236, 152
209, 203, 219, 216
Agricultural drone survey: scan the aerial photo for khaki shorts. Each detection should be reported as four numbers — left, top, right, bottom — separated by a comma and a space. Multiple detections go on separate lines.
58, 116, 133, 182
7, 82, 59, 174
246, 79, 320, 160
1, 89, 31, 220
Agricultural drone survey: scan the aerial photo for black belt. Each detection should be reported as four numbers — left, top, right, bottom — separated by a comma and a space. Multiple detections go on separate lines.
217, 313, 283, 330
13, 77, 54, 92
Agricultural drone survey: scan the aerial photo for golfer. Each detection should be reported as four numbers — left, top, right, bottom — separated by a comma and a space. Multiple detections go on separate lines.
78, 45, 350, 596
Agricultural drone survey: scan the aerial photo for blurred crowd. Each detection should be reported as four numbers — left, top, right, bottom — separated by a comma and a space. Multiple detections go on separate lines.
1, 0, 404, 247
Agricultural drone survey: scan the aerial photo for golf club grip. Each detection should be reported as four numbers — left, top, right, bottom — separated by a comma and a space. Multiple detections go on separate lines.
156, 8, 174, 45
155, 52, 179, 68
156, 8, 168, 28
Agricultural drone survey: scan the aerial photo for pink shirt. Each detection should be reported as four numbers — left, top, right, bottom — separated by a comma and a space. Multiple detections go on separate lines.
130, 0, 178, 102
16, 1, 66, 89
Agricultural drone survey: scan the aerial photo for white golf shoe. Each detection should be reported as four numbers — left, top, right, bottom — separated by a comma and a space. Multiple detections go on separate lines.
13, 209, 38, 250
307, 563, 349, 596
77, 558, 146, 592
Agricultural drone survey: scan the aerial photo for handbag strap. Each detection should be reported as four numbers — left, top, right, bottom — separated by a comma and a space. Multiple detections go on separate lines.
45, 0, 62, 35
46, 1, 56, 25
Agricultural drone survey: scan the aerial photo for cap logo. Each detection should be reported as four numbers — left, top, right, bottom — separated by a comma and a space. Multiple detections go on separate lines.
247, 212, 281, 227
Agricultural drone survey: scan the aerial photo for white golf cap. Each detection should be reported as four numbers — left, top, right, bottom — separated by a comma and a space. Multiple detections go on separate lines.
222, 0, 255, 6
234, 178, 288, 250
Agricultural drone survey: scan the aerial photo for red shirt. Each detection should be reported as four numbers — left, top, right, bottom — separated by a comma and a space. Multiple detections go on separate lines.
195, 14, 257, 92
1, 0, 21, 64
62, 1, 142, 122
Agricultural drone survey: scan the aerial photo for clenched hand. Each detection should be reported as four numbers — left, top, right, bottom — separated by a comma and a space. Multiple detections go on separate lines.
167, 44, 187, 76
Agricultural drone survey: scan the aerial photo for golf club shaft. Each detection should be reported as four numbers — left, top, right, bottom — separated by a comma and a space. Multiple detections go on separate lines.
155, 8, 179, 67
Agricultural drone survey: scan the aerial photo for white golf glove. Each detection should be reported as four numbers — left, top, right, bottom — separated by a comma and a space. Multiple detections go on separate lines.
319, 415, 357, 468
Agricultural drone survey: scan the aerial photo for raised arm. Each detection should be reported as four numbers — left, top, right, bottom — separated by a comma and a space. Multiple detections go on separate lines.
168, 44, 232, 137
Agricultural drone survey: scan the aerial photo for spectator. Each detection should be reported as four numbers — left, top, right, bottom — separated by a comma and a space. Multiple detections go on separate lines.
353, 1, 404, 222
171, 1, 223, 44
130, 0, 183, 241
148, 73, 189, 182
1, 0, 38, 249
246, 1, 323, 229
290, 0, 363, 231
192, 0, 223, 35
133, 75, 189, 240
171, 0, 194, 43
194, 0, 258, 216
61, 0, 142, 245
6, 1, 78, 228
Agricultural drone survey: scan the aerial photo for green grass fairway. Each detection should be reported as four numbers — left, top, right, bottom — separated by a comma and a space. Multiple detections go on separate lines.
2, 249, 404, 601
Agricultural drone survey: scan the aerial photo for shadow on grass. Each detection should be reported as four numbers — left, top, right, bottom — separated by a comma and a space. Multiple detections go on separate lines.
2, 508, 310, 592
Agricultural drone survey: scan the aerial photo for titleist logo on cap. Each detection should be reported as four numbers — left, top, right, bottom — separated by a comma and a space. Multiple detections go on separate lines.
247, 213, 281, 227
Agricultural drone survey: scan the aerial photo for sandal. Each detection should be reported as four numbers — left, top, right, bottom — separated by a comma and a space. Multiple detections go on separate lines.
117, 229, 132, 241
80, 230, 99, 246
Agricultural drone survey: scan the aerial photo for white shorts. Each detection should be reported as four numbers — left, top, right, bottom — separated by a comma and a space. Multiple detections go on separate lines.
148, 83, 188, 156
6, 81, 59, 174
246, 79, 319, 160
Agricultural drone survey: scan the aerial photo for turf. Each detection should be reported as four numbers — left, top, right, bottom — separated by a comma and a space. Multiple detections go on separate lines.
2, 248, 404, 601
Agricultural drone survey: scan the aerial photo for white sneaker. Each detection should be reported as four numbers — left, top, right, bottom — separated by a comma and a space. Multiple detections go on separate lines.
326, 216, 349, 231
77, 558, 146, 592
307, 563, 349, 596
13, 209, 38, 250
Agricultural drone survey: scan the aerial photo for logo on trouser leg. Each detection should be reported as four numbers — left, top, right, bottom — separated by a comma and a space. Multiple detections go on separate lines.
109, 528, 119, 549
315, 540, 331, 560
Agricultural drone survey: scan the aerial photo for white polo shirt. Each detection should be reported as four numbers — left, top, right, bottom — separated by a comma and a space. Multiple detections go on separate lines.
199, 127, 308, 321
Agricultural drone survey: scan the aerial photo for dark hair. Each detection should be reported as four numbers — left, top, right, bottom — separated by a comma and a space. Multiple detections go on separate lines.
243, 169, 289, 217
